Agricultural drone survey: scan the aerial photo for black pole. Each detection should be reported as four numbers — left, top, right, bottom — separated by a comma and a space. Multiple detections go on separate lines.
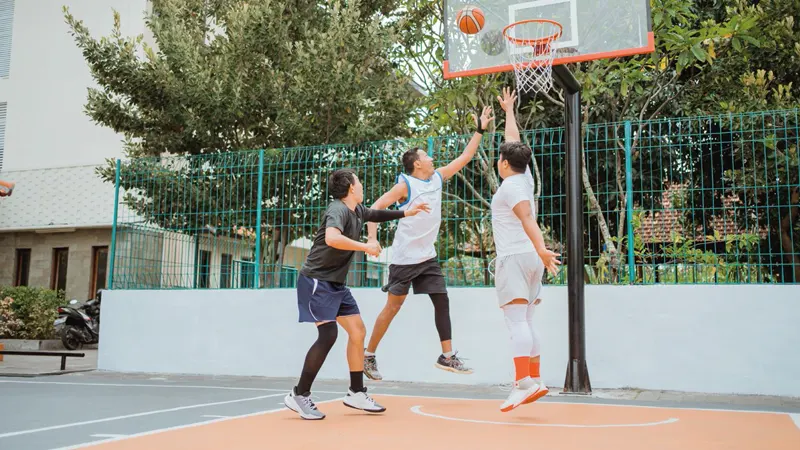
552, 65, 591, 394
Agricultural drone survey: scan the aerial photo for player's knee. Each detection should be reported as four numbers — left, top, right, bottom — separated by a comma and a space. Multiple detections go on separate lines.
347, 321, 367, 342
429, 293, 450, 313
385, 296, 406, 316
317, 321, 338, 350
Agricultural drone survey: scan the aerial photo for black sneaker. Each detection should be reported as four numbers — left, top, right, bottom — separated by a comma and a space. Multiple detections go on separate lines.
435, 352, 473, 374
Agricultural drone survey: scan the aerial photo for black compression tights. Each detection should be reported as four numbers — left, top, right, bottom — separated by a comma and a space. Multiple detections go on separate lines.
295, 321, 338, 395
429, 293, 452, 342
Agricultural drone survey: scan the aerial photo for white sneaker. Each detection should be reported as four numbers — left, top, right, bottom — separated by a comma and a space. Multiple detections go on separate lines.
343, 388, 386, 413
522, 380, 549, 405
284, 388, 326, 420
500, 379, 541, 412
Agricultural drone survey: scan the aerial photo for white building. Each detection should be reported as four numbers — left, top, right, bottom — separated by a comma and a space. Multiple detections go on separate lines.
0, 0, 151, 300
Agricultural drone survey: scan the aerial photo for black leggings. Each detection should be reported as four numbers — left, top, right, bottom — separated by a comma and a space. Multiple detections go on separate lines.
295, 321, 338, 395
429, 293, 452, 342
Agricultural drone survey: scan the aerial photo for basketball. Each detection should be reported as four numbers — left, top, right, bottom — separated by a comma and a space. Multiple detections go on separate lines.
456, 6, 485, 35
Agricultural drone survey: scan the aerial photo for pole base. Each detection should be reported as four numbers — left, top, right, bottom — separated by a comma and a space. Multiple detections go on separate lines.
563, 358, 592, 394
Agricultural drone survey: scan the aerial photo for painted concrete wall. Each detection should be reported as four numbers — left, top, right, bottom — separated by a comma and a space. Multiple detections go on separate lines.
0, 0, 148, 171
97, 285, 800, 397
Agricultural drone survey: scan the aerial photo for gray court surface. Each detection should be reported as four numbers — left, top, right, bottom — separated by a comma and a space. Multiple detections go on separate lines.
2, 371, 799, 450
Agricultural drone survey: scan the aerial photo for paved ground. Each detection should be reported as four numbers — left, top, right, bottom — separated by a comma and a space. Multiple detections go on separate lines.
0, 350, 97, 376
0, 370, 798, 450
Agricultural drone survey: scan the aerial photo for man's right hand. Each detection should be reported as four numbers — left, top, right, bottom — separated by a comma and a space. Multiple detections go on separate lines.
538, 249, 562, 276
496, 87, 518, 112
364, 240, 382, 257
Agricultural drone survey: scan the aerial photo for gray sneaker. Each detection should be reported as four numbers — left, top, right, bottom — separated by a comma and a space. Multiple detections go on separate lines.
435, 352, 473, 374
364, 353, 383, 381
284, 388, 325, 420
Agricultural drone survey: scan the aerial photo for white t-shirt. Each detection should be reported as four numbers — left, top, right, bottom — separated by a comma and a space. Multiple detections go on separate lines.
491, 167, 536, 258
391, 171, 443, 265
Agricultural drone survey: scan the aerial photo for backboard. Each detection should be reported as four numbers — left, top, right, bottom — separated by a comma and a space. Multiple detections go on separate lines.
443, 0, 654, 79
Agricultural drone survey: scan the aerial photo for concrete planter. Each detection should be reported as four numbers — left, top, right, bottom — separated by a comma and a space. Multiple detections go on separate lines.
0, 339, 97, 351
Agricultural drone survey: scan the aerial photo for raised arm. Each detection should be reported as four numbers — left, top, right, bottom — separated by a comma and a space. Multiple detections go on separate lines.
497, 87, 520, 143
436, 106, 494, 181
366, 181, 409, 242
512, 199, 561, 275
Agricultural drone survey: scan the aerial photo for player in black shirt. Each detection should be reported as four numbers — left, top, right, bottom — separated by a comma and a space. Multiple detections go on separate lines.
284, 168, 430, 420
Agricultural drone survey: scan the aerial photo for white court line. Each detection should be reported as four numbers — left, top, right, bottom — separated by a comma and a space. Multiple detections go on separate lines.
410, 405, 680, 428
49, 398, 341, 450
90, 434, 127, 439
791, 414, 800, 430
0, 379, 345, 395
0, 393, 283, 439
374, 392, 798, 416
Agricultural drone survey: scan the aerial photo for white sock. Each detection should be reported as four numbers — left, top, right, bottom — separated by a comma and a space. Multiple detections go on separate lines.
527, 302, 541, 382
365, 350, 375, 357
443, 351, 454, 358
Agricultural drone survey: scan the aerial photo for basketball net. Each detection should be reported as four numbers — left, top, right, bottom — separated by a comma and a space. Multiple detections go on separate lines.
502, 19, 563, 94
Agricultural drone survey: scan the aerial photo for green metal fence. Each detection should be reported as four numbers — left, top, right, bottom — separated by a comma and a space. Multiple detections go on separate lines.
108, 108, 800, 289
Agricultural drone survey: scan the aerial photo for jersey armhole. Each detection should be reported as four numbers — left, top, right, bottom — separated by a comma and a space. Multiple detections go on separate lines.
396, 173, 411, 208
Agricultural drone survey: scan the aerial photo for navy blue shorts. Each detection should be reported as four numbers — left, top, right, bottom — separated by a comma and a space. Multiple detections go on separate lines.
297, 274, 360, 323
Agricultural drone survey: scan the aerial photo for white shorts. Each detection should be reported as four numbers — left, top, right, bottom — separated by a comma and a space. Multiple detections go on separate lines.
494, 251, 544, 307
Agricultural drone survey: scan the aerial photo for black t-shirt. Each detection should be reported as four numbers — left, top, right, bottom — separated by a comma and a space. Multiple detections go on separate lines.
300, 200, 404, 284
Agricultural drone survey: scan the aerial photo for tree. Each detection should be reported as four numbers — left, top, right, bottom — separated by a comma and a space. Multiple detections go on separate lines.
64, 0, 420, 286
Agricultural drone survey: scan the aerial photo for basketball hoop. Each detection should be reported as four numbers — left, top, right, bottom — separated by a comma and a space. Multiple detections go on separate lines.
502, 19, 563, 94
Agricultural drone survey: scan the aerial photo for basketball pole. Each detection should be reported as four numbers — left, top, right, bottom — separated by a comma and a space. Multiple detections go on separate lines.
552, 64, 592, 395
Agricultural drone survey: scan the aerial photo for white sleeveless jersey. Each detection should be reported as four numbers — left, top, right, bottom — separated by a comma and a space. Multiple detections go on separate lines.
390, 171, 444, 265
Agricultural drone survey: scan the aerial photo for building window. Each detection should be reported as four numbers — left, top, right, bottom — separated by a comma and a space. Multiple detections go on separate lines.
14, 248, 30, 286
51, 248, 69, 295
90, 246, 109, 296
220, 253, 232, 289
196, 250, 211, 288
0, 0, 14, 79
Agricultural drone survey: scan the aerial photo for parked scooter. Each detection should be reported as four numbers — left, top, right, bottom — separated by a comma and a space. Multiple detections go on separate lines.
54, 290, 102, 350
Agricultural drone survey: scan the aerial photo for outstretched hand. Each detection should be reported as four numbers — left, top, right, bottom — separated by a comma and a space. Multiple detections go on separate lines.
538, 248, 562, 276
405, 202, 431, 217
472, 105, 495, 132
496, 87, 518, 112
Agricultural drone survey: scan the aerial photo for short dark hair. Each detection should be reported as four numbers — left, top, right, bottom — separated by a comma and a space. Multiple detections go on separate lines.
402, 148, 423, 174
328, 168, 356, 199
499, 141, 531, 173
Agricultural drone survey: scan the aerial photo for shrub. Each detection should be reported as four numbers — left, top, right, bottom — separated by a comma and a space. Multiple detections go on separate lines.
0, 297, 25, 338
0, 286, 67, 339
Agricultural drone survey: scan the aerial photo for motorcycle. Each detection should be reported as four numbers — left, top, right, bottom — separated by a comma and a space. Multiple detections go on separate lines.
54, 290, 102, 350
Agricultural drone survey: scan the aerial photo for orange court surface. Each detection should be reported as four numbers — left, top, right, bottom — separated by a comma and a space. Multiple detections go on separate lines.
1, 372, 798, 450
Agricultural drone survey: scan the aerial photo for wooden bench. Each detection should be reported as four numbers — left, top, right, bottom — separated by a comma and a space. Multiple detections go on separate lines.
0, 350, 86, 371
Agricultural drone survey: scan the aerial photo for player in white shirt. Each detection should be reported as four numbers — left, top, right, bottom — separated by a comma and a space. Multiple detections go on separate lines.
491, 87, 561, 412
361, 106, 495, 380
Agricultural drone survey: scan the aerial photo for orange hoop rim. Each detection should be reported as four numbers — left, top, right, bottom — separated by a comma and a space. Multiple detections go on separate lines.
502, 19, 563, 48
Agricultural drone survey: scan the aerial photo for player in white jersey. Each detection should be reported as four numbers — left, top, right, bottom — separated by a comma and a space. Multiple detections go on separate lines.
361, 106, 495, 380
491, 87, 560, 412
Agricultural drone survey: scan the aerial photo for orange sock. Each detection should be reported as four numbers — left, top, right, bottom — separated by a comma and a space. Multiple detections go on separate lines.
514, 357, 530, 381
530, 360, 540, 378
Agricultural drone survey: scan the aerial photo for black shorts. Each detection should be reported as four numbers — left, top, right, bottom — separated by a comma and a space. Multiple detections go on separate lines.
297, 274, 360, 323
381, 257, 448, 296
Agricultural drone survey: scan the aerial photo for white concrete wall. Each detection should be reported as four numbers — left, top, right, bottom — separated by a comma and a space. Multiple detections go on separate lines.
0, 0, 148, 171
97, 285, 800, 397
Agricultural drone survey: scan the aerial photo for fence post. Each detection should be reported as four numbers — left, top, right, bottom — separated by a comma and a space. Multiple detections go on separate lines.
427, 136, 434, 156
624, 121, 636, 283
254, 150, 265, 289
107, 159, 121, 290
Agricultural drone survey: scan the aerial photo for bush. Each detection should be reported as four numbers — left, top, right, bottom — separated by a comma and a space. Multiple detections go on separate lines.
0, 286, 67, 339
0, 297, 25, 337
